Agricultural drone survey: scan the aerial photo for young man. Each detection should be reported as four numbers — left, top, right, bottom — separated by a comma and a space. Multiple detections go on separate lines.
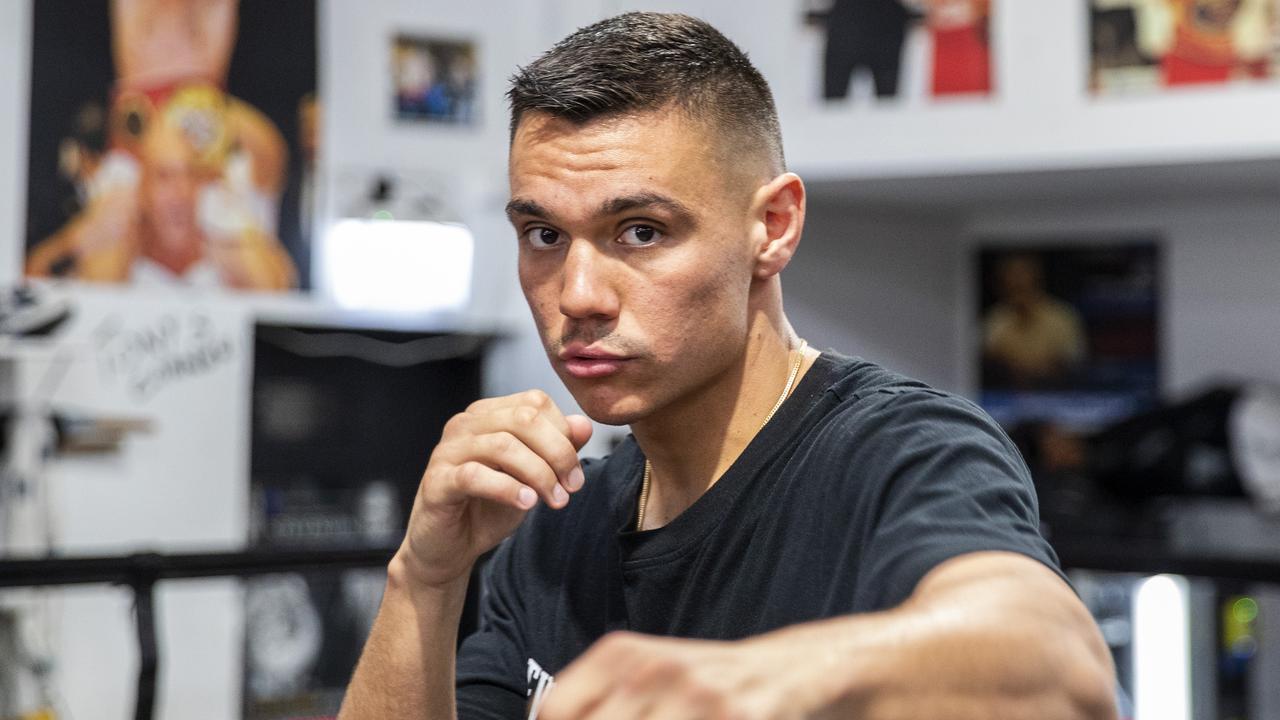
340, 13, 1117, 720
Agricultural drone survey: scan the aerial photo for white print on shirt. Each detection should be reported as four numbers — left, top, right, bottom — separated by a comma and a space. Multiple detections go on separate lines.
526, 657, 556, 720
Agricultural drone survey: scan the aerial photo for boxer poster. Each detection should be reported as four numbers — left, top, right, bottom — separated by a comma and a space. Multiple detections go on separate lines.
1090, 0, 1280, 94
976, 241, 1161, 431
24, 0, 318, 291
807, 0, 995, 102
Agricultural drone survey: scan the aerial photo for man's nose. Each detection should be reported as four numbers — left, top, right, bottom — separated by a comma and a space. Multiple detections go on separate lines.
559, 240, 620, 320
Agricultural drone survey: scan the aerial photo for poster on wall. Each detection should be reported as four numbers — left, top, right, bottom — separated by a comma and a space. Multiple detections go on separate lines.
24, 0, 318, 291
1090, 0, 1280, 94
976, 241, 1161, 433
393, 35, 479, 125
805, 0, 994, 102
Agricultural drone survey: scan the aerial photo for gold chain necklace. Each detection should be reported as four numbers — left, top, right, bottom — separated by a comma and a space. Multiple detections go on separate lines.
636, 339, 807, 532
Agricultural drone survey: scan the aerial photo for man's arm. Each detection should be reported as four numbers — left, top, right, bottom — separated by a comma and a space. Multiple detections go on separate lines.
337, 555, 468, 720
540, 551, 1117, 720
26, 188, 140, 283
338, 390, 593, 720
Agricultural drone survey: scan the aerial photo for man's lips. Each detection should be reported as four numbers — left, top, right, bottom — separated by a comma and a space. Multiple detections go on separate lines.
559, 344, 633, 378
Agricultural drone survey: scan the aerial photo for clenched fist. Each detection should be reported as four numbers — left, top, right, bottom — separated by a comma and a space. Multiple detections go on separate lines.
396, 389, 594, 589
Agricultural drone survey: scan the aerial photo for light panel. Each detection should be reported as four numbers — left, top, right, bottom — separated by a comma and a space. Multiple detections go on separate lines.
1133, 574, 1190, 720
320, 219, 474, 314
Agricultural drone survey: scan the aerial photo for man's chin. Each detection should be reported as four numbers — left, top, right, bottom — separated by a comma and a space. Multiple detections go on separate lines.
562, 383, 650, 427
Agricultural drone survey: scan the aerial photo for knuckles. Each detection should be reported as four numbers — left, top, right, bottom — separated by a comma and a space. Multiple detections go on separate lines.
554, 632, 757, 720
513, 405, 540, 426
593, 630, 641, 658
522, 388, 552, 409
488, 431, 519, 457
441, 412, 470, 438
453, 461, 483, 488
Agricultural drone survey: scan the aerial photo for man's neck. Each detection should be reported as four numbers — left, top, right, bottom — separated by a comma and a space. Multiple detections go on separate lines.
144, 236, 204, 276
629, 311, 814, 529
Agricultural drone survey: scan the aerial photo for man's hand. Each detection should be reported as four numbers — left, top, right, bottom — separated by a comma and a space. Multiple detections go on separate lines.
538, 631, 842, 720
397, 389, 594, 589
339, 389, 593, 720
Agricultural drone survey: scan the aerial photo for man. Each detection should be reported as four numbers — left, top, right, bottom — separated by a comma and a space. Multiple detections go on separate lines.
340, 13, 1117, 720
983, 254, 1086, 390
27, 120, 296, 289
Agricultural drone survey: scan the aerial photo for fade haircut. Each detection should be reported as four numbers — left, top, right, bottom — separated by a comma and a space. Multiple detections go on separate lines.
507, 12, 785, 174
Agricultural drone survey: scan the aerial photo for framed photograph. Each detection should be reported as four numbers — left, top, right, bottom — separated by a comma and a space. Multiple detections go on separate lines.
392, 35, 479, 125
976, 241, 1161, 431
1090, 0, 1280, 95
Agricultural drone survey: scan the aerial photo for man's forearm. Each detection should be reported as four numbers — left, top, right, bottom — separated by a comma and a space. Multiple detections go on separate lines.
775, 553, 1117, 720
538, 554, 1116, 720
337, 552, 470, 720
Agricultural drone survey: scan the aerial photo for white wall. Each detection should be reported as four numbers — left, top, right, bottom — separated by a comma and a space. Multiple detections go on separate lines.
0, 0, 31, 284
786, 202, 964, 392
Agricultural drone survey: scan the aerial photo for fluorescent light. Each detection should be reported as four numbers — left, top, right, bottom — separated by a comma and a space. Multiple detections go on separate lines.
321, 219, 473, 314
1133, 574, 1190, 720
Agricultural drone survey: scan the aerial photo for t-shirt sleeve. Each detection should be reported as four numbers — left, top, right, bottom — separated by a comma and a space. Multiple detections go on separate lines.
455, 538, 528, 719
847, 389, 1066, 611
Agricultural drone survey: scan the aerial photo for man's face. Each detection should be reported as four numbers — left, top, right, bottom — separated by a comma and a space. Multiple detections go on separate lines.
141, 128, 201, 254
509, 110, 763, 425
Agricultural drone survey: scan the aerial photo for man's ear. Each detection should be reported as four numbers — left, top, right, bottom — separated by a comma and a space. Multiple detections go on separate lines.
750, 172, 805, 280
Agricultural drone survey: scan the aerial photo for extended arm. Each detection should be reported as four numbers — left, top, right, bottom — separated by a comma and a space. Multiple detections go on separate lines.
541, 551, 1116, 720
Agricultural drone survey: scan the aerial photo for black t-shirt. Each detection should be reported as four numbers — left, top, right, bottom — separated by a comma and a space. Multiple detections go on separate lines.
455, 353, 1062, 719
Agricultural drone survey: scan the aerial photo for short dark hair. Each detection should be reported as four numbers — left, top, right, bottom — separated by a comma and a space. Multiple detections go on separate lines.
507, 12, 785, 173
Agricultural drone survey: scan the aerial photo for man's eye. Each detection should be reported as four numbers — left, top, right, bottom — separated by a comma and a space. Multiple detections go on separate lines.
619, 225, 661, 246
523, 227, 562, 247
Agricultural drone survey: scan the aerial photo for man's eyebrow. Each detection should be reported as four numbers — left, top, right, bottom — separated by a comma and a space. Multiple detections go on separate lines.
505, 198, 551, 222
504, 193, 699, 227
599, 193, 697, 227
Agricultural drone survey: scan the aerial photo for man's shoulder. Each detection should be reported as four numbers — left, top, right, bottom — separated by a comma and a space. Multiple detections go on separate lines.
818, 352, 946, 407
810, 352, 1004, 450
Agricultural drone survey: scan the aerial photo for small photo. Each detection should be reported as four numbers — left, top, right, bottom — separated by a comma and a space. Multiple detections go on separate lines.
1090, 0, 1280, 94
392, 35, 478, 124
976, 242, 1161, 431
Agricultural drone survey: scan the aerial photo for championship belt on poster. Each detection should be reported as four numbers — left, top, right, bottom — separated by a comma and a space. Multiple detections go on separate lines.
110, 79, 231, 172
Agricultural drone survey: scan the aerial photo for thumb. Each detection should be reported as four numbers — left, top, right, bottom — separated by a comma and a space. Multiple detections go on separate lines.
565, 414, 594, 451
